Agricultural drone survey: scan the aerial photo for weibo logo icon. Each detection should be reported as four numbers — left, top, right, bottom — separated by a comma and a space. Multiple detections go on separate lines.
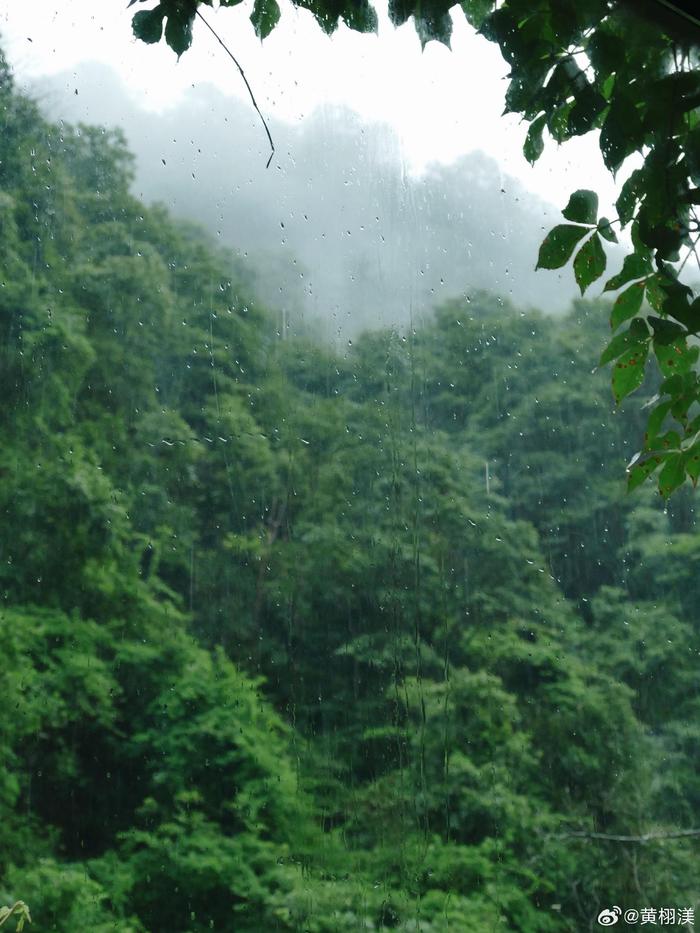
597, 906, 622, 926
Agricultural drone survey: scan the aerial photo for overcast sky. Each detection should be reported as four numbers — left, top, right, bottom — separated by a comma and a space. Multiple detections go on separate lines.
1, 0, 619, 210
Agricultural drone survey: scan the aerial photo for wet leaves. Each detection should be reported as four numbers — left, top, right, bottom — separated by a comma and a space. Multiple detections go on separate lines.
574, 232, 606, 294
535, 224, 589, 270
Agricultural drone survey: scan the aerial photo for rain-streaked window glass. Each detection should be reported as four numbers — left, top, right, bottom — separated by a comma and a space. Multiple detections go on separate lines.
1, 2, 699, 930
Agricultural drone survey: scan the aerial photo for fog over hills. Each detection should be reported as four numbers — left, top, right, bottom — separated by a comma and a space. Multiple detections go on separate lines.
34, 62, 580, 337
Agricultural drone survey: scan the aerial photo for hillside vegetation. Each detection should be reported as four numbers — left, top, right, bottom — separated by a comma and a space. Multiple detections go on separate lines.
1, 49, 699, 931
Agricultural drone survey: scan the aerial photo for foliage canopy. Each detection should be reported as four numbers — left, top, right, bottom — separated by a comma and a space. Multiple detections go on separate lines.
131, 0, 700, 496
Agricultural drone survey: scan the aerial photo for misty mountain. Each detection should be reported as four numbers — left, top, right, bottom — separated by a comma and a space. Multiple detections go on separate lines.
33, 61, 579, 337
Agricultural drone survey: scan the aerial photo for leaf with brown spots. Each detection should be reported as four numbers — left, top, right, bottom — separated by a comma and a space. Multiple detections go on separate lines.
612, 343, 649, 403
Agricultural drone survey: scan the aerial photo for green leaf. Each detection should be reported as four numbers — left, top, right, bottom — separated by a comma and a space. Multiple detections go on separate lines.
547, 100, 574, 143
164, 9, 194, 57
654, 429, 682, 451
562, 189, 598, 225
671, 391, 697, 423
341, 0, 378, 33
600, 95, 645, 171
649, 317, 687, 346
658, 452, 685, 498
612, 343, 649, 403
644, 400, 672, 449
658, 278, 699, 329
603, 252, 652, 292
645, 274, 666, 312
601, 73, 616, 101
567, 86, 606, 136
600, 318, 650, 366
610, 281, 644, 330
573, 232, 606, 294
535, 224, 589, 270
627, 454, 663, 492
461, 0, 494, 29
543, 57, 584, 111
644, 72, 700, 127
660, 372, 686, 395
414, 11, 451, 47
587, 28, 625, 76
615, 168, 645, 225
524, 114, 546, 165
389, 0, 449, 45
597, 217, 618, 243
132, 6, 165, 44
637, 214, 684, 261
251, 0, 281, 38
654, 338, 699, 377
685, 443, 700, 485
506, 73, 545, 118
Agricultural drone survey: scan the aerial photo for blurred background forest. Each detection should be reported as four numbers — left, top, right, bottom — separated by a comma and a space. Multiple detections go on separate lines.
1, 40, 700, 932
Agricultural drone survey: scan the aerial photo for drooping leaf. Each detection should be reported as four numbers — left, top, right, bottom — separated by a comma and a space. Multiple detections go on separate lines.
644, 273, 667, 312
132, 6, 166, 44
251, 0, 281, 38
603, 252, 652, 292
610, 281, 644, 330
573, 232, 606, 294
389, 0, 450, 45
341, 0, 378, 33
524, 113, 546, 165
658, 452, 685, 498
615, 168, 645, 225
643, 400, 672, 450
600, 318, 650, 366
653, 338, 699, 377
612, 343, 649, 403
547, 100, 575, 143
164, 8, 194, 57
562, 189, 598, 225
627, 454, 663, 492
535, 224, 589, 270
600, 95, 645, 171
461, 0, 495, 30
567, 85, 607, 136
506, 73, 546, 118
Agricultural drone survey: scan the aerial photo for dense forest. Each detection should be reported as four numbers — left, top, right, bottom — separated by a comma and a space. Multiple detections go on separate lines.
2, 46, 700, 931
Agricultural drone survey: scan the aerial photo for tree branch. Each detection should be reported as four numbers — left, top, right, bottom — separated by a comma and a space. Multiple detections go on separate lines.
195, 10, 275, 169
549, 828, 700, 844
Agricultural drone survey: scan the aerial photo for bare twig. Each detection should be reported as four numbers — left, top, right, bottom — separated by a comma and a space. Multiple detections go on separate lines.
548, 828, 700, 844
195, 9, 275, 168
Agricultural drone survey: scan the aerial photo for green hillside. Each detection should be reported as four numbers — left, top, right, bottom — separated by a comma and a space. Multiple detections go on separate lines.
1, 48, 698, 931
